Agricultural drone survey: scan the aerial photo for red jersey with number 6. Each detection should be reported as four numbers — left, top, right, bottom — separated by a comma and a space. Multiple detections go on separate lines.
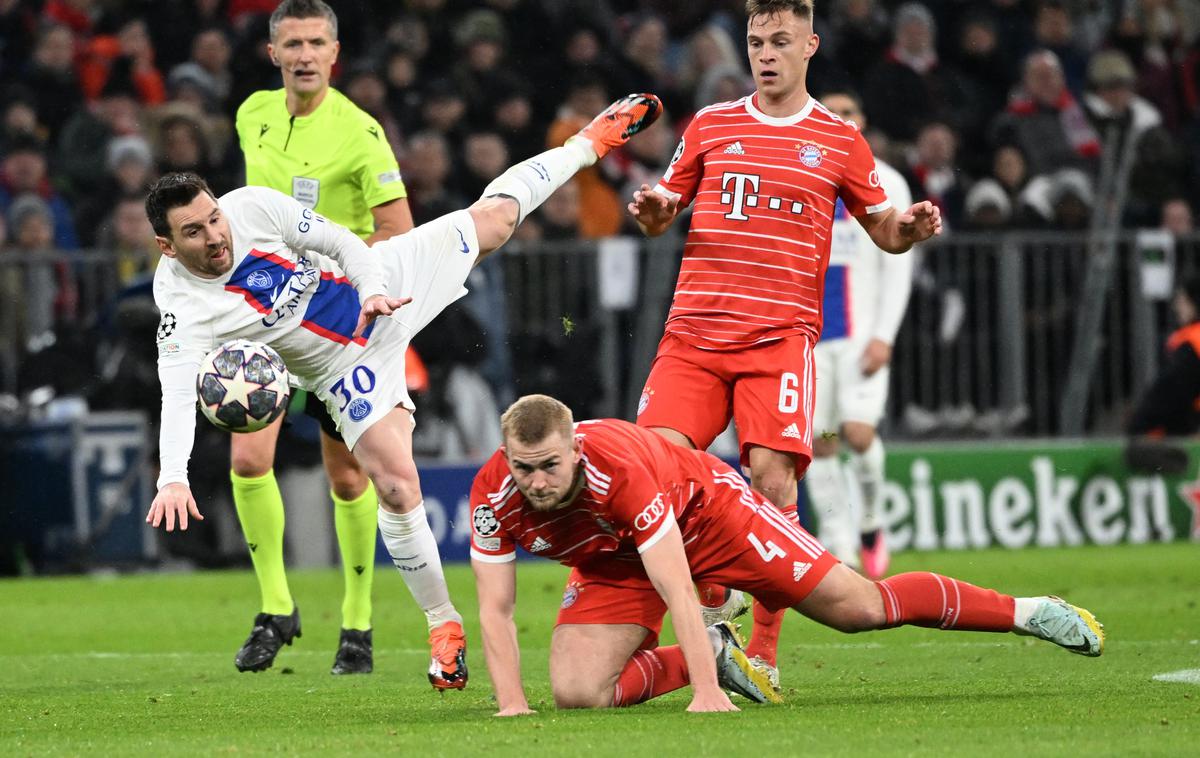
654, 93, 891, 350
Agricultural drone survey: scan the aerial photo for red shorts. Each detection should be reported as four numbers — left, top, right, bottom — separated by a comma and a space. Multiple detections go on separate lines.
554, 491, 838, 633
636, 332, 816, 469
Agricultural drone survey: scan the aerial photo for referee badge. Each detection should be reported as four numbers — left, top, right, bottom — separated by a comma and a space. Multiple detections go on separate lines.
292, 176, 320, 208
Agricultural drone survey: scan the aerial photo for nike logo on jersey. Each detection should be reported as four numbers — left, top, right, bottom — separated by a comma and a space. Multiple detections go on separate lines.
367, 126, 379, 140
260, 123, 269, 138
454, 226, 470, 254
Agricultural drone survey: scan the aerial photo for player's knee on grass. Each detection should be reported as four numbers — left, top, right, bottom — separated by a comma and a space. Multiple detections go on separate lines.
551, 677, 614, 710
468, 196, 519, 256
841, 422, 876, 454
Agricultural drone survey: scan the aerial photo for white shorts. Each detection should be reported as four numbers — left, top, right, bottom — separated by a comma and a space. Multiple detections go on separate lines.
812, 338, 889, 434
314, 209, 480, 449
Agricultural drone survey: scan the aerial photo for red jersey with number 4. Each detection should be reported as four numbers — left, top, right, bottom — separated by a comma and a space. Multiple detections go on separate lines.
654, 94, 891, 350
470, 419, 731, 572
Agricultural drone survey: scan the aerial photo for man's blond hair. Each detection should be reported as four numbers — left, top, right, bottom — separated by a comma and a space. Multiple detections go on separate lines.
500, 395, 574, 445
745, 0, 813, 20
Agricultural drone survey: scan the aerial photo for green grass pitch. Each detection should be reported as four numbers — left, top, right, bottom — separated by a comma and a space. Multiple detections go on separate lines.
2, 543, 1198, 756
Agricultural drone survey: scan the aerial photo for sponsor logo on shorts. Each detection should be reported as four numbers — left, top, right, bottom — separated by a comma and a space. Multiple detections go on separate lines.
793, 561, 812, 582
782, 423, 801, 439
561, 583, 580, 609
348, 397, 373, 421
637, 390, 651, 416
247, 270, 273, 289
473, 504, 500, 537
634, 495, 665, 531
476, 537, 501, 551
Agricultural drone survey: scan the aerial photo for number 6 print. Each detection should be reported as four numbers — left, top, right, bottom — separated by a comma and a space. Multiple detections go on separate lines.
778, 371, 800, 413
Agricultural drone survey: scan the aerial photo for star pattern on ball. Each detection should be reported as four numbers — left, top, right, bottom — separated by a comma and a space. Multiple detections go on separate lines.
215, 367, 257, 415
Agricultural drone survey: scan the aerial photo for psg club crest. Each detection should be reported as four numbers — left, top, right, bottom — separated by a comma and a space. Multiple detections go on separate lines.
796, 141, 827, 168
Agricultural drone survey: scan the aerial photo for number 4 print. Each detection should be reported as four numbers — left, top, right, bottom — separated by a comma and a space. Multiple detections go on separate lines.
747, 532, 785, 563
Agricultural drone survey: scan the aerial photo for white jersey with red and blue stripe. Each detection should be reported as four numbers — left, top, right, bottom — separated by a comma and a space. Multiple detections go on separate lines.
820, 159, 913, 345
154, 185, 388, 487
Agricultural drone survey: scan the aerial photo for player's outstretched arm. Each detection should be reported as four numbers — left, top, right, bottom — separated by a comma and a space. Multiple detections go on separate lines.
146, 482, 203, 532
641, 525, 738, 713
627, 184, 680, 237
472, 558, 535, 716
858, 200, 943, 254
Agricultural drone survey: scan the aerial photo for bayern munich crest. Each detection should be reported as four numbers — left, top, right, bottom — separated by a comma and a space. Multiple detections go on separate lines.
798, 142, 825, 168
561, 584, 580, 609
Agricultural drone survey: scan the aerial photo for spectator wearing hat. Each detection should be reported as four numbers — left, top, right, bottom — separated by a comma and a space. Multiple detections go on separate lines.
0, 133, 77, 249
71, 134, 156, 246
962, 178, 1013, 230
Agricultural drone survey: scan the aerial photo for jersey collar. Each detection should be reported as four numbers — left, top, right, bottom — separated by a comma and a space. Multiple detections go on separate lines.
745, 92, 816, 126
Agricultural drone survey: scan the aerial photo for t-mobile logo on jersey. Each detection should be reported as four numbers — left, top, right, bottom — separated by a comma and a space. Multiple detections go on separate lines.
720, 171, 806, 221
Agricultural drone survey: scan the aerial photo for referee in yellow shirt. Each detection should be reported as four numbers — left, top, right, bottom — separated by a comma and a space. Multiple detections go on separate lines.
228, 0, 413, 675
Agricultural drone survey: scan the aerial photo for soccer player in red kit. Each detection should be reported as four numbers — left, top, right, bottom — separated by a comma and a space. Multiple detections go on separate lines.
470, 395, 1104, 716
627, 0, 942, 686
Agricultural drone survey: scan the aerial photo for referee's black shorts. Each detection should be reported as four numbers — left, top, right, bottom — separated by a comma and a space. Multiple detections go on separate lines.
294, 390, 343, 440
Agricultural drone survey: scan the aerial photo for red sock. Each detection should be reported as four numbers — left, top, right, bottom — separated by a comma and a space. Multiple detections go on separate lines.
696, 582, 728, 608
611, 646, 690, 707
876, 572, 1016, 631
744, 503, 797, 667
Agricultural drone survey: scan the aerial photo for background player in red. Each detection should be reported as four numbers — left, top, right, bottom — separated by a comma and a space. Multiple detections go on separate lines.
626, 0, 942, 686
470, 395, 1104, 716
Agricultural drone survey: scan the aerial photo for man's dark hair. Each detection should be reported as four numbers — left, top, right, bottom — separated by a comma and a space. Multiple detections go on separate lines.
145, 172, 213, 238
745, 0, 813, 20
269, 0, 338, 42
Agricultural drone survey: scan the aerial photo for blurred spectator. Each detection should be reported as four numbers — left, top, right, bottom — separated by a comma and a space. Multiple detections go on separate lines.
383, 44, 424, 138
41, 0, 93, 37
905, 122, 966, 229
826, 0, 891, 86
536, 180, 583, 240
1161, 197, 1194, 235
0, 0, 38, 75
1112, 0, 1199, 132
151, 105, 235, 195
863, 3, 973, 141
22, 22, 83, 141
451, 8, 518, 127
1127, 274, 1200, 436
167, 63, 222, 112
78, 17, 167, 106
676, 24, 741, 95
401, 131, 466, 225
97, 192, 160, 287
492, 87, 541, 161
1083, 49, 1186, 227
545, 72, 622, 237
990, 49, 1100, 177
55, 84, 142, 200
692, 63, 754, 112
144, 0, 230, 72
420, 81, 469, 141
460, 131, 509, 201
0, 133, 77, 248
962, 178, 1013, 230
1018, 166, 1094, 229
946, 13, 1015, 169
1032, 1, 1088, 95
620, 14, 674, 111
72, 134, 155, 247
991, 144, 1030, 203
5, 193, 77, 345
187, 26, 233, 108
3, 93, 45, 143
343, 64, 404, 157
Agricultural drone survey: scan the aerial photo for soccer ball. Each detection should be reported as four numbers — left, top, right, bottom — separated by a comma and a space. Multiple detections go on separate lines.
196, 339, 291, 433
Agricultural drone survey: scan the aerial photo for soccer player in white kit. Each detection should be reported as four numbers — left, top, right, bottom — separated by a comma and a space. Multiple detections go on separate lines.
142, 93, 663, 689
808, 91, 914, 578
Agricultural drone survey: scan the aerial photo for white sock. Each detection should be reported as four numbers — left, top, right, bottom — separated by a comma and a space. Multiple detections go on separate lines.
377, 503, 462, 630
1011, 596, 1041, 634
480, 141, 595, 224
849, 437, 885, 532
807, 456, 857, 567
707, 625, 723, 657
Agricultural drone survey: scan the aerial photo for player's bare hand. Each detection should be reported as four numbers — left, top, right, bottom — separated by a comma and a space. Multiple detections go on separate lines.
897, 200, 943, 244
354, 294, 412, 339
627, 183, 678, 236
859, 338, 892, 376
687, 688, 740, 713
493, 705, 537, 717
146, 483, 203, 532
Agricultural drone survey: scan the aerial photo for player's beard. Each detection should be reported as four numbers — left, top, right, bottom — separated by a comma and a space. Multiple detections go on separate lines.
524, 468, 585, 512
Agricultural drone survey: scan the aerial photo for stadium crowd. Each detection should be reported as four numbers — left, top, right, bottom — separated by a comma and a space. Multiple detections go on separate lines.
2, 0, 1200, 426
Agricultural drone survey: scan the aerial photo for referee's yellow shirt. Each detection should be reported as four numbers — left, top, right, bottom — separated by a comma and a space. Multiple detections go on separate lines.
236, 87, 406, 240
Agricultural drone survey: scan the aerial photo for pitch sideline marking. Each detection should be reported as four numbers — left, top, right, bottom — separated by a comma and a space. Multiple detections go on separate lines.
1152, 669, 1200, 685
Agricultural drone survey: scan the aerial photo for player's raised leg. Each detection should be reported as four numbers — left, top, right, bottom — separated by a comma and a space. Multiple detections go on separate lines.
351, 409, 468, 689
229, 415, 299, 673
466, 93, 662, 258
